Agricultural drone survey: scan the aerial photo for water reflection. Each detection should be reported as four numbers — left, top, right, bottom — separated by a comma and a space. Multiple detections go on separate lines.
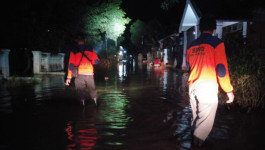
34, 75, 65, 102
118, 62, 127, 81
62, 64, 133, 149
0, 63, 264, 150
0, 76, 66, 113
154, 68, 192, 149
164, 106, 192, 149
97, 90, 131, 127
65, 108, 99, 150
95, 82, 131, 148
0, 81, 12, 113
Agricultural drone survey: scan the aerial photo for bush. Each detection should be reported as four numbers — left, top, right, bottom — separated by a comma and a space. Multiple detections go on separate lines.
224, 46, 265, 110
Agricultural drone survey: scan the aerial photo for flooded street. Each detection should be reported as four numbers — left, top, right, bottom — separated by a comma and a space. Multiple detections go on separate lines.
0, 62, 265, 150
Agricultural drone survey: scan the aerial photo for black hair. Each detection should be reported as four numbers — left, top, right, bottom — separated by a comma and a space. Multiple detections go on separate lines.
74, 32, 87, 42
199, 14, 216, 31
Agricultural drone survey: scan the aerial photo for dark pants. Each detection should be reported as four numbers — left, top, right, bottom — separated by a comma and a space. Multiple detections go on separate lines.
74, 75, 98, 101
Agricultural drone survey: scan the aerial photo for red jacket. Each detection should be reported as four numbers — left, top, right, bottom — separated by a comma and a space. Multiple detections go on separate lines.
186, 33, 233, 92
67, 45, 99, 79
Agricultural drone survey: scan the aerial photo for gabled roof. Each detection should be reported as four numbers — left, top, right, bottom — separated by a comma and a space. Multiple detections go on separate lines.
179, 0, 200, 32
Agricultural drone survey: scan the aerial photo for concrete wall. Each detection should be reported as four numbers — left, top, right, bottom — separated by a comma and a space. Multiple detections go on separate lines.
32, 51, 65, 75
0, 49, 11, 79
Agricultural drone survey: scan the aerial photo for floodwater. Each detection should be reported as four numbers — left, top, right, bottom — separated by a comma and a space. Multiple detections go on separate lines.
0, 62, 265, 150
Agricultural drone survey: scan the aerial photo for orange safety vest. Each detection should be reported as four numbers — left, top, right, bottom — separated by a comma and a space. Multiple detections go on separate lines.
186, 33, 233, 92
67, 45, 99, 79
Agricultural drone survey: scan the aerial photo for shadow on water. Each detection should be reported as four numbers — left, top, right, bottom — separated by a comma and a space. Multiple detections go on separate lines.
0, 61, 265, 150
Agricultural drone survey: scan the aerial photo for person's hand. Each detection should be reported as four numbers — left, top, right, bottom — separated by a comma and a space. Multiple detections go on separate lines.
226, 92, 234, 103
65, 78, 71, 86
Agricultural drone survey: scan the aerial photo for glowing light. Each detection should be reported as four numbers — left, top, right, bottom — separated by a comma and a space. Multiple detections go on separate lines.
118, 62, 126, 78
114, 22, 123, 33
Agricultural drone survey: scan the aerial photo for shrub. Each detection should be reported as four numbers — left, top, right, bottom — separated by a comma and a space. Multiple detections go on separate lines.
224, 46, 265, 110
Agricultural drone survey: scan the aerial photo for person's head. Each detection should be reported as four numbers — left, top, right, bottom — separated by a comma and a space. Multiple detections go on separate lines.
199, 14, 216, 33
74, 33, 86, 45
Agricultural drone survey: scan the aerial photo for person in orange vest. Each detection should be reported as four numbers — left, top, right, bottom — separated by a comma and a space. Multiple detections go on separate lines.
65, 33, 99, 106
186, 14, 235, 147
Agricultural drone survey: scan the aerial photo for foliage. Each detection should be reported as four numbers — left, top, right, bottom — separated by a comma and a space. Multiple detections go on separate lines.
227, 48, 265, 110
129, 19, 169, 55
130, 19, 147, 46
232, 75, 264, 109
221, 34, 265, 110
1, 0, 105, 52
161, 0, 179, 10
8, 0, 130, 53
107, 42, 119, 56
84, 0, 131, 47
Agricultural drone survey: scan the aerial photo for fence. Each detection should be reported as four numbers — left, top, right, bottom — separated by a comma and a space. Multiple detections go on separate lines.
32, 51, 65, 75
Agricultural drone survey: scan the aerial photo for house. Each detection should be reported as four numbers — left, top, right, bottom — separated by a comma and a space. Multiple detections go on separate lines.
159, 0, 265, 70
158, 33, 182, 68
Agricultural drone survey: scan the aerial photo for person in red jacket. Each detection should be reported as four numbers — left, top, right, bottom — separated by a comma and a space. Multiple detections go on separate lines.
65, 34, 99, 106
186, 14, 235, 147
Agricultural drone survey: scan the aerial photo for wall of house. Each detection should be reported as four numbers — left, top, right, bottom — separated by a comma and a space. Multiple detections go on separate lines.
181, 26, 196, 70
32, 51, 65, 75
0, 49, 10, 79
247, 20, 265, 50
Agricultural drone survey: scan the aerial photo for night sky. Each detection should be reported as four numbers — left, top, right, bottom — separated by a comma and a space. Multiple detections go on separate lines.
0, 0, 264, 49
0, 0, 183, 49
121, 0, 183, 22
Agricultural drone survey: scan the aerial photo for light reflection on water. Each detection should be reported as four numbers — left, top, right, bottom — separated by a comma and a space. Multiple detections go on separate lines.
94, 81, 132, 148
34, 76, 65, 102
118, 62, 127, 81
0, 62, 264, 150
65, 120, 99, 150
65, 62, 132, 149
0, 76, 66, 114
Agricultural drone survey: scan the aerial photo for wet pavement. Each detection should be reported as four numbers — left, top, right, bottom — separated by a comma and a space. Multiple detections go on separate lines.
0, 62, 265, 150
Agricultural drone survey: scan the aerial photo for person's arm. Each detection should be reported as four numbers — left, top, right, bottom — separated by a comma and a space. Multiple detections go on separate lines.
65, 52, 75, 86
91, 49, 99, 64
214, 42, 234, 103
